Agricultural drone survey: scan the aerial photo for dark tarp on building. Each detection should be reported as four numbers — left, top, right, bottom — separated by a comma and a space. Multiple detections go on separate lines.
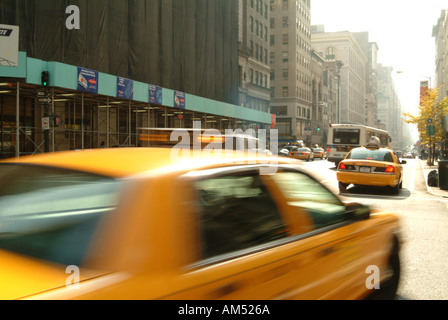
0, 0, 239, 105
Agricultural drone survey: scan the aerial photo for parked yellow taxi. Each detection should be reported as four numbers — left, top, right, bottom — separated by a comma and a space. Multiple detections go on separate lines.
0, 145, 401, 300
337, 137, 406, 194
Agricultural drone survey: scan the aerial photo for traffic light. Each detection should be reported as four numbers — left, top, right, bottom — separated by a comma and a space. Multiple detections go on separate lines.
41, 71, 49, 87
317, 127, 321, 131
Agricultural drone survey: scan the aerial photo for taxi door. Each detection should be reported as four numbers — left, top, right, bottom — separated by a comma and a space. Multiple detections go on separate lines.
162, 166, 344, 300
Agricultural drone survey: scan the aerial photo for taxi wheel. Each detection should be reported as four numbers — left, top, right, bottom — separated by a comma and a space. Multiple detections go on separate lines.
338, 182, 347, 192
390, 183, 400, 195
374, 238, 400, 300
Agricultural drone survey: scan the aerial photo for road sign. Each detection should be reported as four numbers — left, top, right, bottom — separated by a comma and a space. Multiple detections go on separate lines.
38, 97, 52, 104
42, 117, 50, 130
427, 125, 435, 136
37, 89, 46, 97
428, 118, 433, 124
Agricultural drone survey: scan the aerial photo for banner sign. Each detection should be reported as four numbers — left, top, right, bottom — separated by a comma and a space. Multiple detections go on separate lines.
148, 84, 162, 105
77, 67, 98, 93
174, 90, 185, 109
117, 76, 134, 99
0, 24, 19, 67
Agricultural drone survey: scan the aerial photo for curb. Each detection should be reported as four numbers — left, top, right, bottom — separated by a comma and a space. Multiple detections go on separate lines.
419, 159, 448, 198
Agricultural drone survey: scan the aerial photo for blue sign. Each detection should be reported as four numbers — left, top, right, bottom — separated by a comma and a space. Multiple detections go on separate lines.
174, 90, 185, 109
148, 84, 162, 105
117, 76, 134, 99
77, 67, 98, 93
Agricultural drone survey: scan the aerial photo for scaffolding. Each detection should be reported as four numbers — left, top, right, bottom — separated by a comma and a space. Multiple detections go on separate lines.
0, 81, 260, 159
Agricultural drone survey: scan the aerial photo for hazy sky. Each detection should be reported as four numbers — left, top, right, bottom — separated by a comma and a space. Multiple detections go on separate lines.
311, 0, 447, 117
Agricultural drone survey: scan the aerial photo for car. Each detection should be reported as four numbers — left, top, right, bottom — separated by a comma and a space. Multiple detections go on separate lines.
286, 146, 314, 161
403, 153, 414, 159
0, 145, 401, 300
313, 148, 327, 160
337, 136, 406, 194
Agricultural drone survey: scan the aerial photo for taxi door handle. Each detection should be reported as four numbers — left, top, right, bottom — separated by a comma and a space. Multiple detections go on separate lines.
321, 246, 336, 256
210, 282, 239, 298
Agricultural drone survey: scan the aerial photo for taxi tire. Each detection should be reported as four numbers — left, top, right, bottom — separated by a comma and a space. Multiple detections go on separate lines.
366, 237, 400, 300
378, 238, 401, 300
338, 182, 347, 192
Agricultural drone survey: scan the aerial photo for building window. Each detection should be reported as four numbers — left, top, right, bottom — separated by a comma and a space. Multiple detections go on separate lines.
250, 16, 254, 33
282, 51, 288, 62
282, 86, 288, 97
283, 0, 288, 10
282, 16, 289, 28
282, 34, 288, 45
270, 35, 275, 46
282, 69, 288, 80
326, 47, 335, 60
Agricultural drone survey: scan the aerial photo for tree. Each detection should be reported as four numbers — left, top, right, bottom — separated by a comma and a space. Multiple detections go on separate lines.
403, 86, 448, 164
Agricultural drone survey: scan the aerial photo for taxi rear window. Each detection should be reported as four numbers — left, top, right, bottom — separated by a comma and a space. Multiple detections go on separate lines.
348, 149, 394, 162
0, 164, 120, 266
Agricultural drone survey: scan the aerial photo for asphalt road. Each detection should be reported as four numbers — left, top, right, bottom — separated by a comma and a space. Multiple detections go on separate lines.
305, 158, 448, 300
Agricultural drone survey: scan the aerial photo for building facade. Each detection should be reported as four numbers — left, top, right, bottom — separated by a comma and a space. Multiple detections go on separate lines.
433, 9, 448, 100
0, 1, 274, 159
311, 30, 368, 126
238, 0, 271, 114
269, 0, 312, 141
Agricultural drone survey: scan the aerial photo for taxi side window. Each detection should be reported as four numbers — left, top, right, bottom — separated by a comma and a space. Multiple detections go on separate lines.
195, 173, 288, 260
271, 171, 347, 229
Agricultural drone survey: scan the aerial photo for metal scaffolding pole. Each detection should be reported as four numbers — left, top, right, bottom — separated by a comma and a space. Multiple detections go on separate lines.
15, 82, 19, 158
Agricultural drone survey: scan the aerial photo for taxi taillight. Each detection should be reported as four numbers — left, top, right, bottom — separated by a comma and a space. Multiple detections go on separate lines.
385, 165, 395, 173
327, 147, 331, 153
338, 162, 347, 170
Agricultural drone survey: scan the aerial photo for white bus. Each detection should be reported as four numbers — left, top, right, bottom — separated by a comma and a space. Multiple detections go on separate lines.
326, 124, 390, 165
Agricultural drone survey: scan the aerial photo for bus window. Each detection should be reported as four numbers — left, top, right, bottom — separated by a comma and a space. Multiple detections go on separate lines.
333, 129, 360, 145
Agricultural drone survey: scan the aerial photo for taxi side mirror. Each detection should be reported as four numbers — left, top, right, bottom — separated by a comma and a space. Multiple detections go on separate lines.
345, 202, 370, 220
400, 160, 407, 164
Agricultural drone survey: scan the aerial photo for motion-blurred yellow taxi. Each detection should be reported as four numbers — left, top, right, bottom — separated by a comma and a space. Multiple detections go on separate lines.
337, 136, 406, 194
0, 142, 401, 300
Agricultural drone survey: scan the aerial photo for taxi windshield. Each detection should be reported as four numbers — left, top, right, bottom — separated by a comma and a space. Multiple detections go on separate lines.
347, 148, 394, 163
0, 164, 120, 266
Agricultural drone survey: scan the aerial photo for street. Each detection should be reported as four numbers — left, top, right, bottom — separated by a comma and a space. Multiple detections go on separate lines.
304, 158, 448, 300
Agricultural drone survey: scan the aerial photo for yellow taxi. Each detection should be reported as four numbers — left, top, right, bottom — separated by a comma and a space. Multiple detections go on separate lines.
0, 143, 401, 300
313, 148, 327, 160
337, 136, 406, 194
283, 146, 314, 161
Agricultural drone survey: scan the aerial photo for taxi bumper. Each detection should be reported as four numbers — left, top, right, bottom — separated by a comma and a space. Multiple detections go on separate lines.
337, 171, 399, 187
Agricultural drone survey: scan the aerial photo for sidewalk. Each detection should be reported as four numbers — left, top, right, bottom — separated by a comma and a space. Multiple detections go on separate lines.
419, 159, 448, 198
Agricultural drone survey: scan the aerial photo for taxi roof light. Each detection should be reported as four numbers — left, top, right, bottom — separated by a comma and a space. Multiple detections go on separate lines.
365, 136, 381, 149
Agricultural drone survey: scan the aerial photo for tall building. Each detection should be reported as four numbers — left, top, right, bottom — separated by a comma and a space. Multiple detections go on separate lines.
238, 0, 271, 114
269, 0, 312, 141
352, 32, 379, 128
0, 0, 274, 159
311, 30, 368, 125
377, 64, 401, 146
433, 9, 447, 100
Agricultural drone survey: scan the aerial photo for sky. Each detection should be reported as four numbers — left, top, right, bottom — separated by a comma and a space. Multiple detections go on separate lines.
311, 0, 447, 140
